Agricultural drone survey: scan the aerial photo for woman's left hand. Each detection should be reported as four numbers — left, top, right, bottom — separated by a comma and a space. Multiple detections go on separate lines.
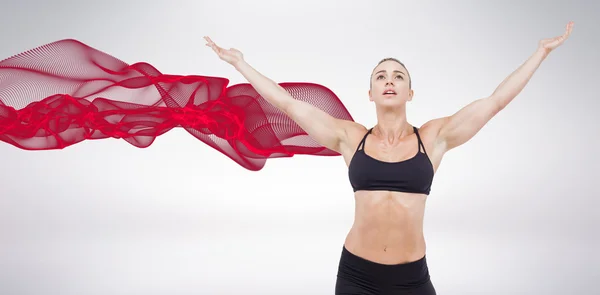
539, 21, 574, 54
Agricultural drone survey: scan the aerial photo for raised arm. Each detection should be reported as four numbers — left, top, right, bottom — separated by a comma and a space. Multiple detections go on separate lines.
432, 21, 574, 153
204, 37, 351, 153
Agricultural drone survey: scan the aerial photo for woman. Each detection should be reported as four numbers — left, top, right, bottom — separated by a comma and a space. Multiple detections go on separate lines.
204, 21, 573, 295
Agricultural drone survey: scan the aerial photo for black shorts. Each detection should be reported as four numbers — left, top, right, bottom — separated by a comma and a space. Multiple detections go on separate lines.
335, 246, 437, 295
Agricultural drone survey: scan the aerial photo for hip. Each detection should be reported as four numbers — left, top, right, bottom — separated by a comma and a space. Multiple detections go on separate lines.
335, 245, 436, 295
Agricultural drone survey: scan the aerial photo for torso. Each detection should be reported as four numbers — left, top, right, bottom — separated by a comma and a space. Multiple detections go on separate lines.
345, 191, 428, 264
339, 122, 445, 265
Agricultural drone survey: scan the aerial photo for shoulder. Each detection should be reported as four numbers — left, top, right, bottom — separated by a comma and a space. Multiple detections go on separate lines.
340, 120, 369, 146
418, 117, 448, 137
344, 120, 369, 136
335, 120, 369, 159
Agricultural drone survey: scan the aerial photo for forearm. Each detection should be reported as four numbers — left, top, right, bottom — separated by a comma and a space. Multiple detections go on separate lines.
490, 47, 549, 108
233, 60, 293, 111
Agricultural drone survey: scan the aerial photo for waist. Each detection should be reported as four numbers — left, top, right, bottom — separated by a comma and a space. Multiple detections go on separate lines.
344, 227, 426, 265
338, 245, 431, 285
336, 245, 434, 292
345, 190, 428, 264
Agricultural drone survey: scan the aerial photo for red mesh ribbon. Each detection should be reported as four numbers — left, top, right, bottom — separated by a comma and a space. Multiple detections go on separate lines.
0, 39, 354, 170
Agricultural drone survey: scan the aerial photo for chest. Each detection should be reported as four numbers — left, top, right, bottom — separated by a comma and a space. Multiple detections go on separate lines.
363, 145, 419, 163
348, 150, 434, 192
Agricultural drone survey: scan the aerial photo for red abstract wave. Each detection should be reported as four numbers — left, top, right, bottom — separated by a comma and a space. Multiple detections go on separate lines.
0, 39, 353, 170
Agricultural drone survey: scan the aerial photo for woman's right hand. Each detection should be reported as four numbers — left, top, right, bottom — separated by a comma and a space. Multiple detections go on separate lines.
203, 36, 244, 66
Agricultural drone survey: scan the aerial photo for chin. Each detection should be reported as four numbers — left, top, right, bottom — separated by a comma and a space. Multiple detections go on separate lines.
376, 97, 405, 108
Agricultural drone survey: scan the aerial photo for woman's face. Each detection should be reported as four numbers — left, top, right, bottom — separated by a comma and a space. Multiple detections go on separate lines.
369, 60, 413, 108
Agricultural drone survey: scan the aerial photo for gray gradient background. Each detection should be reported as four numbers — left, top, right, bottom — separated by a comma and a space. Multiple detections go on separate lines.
0, 1, 598, 294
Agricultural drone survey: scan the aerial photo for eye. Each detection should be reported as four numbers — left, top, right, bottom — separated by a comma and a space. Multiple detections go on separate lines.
396, 75, 403, 79
376, 75, 384, 79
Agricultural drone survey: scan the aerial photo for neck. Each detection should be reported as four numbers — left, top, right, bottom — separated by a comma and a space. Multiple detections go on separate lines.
374, 105, 412, 143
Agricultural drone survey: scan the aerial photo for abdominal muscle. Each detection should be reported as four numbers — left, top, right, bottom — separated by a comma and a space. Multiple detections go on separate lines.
343, 190, 428, 265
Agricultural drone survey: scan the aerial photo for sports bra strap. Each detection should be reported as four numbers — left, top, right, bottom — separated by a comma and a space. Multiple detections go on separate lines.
356, 128, 373, 151
413, 126, 428, 155
357, 127, 427, 154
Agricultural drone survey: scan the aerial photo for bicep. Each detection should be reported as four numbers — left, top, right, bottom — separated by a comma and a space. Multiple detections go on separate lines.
437, 97, 502, 151
283, 98, 349, 153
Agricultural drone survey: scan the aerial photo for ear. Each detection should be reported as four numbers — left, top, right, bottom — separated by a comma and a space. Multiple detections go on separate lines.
368, 89, 373, 101
407, 89, 414, 101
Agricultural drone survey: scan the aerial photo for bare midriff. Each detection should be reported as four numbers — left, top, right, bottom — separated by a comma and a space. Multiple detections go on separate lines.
344, 190, 428, 265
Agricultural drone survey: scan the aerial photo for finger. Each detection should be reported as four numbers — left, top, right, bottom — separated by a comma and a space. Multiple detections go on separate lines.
207, 44, 218, 54
567, 21, 574, 30
565, 22, 574, 37
210, 40, 221, 49
205, 36, 219, 48
553, 36, 565, 45
564, 22, 573, 35
212, 45, 223, 55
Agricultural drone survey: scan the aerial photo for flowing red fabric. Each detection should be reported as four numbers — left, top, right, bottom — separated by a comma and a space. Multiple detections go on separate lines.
0, 39, 354, 170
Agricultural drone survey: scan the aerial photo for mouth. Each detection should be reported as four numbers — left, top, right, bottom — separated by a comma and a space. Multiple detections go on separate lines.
383, 90, 397, 96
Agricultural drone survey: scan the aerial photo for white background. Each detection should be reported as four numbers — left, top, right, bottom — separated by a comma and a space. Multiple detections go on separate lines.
0, 1, 598, 294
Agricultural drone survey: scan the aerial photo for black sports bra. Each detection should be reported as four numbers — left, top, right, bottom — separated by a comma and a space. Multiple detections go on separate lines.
348, 126, 434, 195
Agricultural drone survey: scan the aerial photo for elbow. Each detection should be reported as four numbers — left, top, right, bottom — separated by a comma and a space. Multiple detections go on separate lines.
487, 96, 508, 114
